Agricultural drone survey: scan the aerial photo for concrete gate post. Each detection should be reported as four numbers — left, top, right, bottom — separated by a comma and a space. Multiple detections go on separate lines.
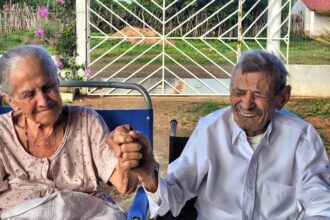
267, 0, 282, 57
76, 0, 89, 75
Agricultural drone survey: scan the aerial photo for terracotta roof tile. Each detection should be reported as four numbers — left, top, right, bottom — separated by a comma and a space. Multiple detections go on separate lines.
303, 0, 330, 11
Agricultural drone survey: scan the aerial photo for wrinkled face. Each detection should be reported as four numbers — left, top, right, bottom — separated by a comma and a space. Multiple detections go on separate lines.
5, 57, 62, 126
230, 71, 280, 137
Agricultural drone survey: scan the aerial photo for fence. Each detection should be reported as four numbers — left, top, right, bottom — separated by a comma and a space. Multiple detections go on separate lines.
0, 1, 64, 53
0, 3, 37, 33
1, 1, 329, 65
82, 0, 291, 95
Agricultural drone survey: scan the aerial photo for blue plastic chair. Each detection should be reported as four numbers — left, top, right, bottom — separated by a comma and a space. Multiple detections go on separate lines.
0, 80, 150, 220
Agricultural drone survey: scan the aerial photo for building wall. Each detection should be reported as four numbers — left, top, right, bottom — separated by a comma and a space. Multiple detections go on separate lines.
304, 6, 314, 35
313, 14, 330, 36
287, 65, 330, 97
292, 0, 330, 36
303, 6, 330, 36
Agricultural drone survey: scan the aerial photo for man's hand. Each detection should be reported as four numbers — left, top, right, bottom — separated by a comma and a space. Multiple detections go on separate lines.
107, 125, 158, 192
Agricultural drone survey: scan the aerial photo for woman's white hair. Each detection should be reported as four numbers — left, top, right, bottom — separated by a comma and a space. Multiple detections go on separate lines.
0, 45, 58, 96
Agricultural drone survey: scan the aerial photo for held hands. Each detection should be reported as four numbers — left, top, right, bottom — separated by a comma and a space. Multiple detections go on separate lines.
107, 125, 158, 191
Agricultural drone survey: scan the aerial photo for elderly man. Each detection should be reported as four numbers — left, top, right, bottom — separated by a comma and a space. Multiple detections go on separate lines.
109, 50, 330, 219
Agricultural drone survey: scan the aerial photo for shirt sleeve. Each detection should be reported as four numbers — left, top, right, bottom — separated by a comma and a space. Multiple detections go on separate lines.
86, 109, 118, 183
296, 127, 330, 218
0, 155, 9, 193
147, 121, 210, 217
143, 176, 161, 218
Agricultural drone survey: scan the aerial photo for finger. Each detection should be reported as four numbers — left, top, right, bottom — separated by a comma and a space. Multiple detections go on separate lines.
112, 133, 134, 144
118, 124, 134, 133
107, 139, 122, 157
128, 131, 151, 151
122, 152, 143, 161
125, 124, 134, 132
121, 142, 142, 153
122, 160, 140, 170
111, 124, 134, 136
128, 130, 140, 138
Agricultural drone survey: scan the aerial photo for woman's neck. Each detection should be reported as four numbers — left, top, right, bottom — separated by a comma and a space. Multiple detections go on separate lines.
13, 107, 68, 158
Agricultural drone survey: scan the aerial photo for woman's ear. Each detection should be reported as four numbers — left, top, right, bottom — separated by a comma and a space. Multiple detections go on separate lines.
2, 93, 20, 111
276, 85, 291, 110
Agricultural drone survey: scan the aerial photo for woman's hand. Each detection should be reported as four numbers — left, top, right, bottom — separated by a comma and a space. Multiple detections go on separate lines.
107, 125, 158, 192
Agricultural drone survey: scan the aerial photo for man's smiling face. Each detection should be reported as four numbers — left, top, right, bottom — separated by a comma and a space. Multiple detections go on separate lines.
230, 71, 278, 137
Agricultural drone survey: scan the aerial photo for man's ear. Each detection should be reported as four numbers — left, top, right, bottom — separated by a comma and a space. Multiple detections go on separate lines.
2, 93, 20, 111
276, 85, 291, 110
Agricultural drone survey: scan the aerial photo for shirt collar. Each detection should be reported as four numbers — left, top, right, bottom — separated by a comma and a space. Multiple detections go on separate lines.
230, 112, 244, 145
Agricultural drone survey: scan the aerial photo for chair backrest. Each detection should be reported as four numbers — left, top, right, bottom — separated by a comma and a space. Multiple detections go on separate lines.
157, 120, 197, 220
0, 80, 153, 146
97, 109, 153, 146
169, 120, 189, 163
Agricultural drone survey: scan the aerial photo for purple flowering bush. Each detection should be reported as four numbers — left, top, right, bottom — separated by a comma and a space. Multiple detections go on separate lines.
37, 7, 49, 18
54, 55, 94, 81
57, 0, 65, 4
35, 0, 92, 81
34, 8, 48, 40
34, 5, 56, 43
35, 28, 45, 37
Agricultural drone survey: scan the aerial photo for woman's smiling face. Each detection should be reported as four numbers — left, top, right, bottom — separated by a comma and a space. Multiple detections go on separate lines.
230, 71, 280, 137
5, 56, 62, 126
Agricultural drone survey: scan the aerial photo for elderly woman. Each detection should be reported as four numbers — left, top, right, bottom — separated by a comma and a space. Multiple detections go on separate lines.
0, 45, 139, 219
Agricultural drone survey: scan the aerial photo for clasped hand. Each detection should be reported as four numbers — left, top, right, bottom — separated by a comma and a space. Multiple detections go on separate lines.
107, 125, 156, 182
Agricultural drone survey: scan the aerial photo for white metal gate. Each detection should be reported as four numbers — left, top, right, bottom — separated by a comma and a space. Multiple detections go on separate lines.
85, 0, 292, 96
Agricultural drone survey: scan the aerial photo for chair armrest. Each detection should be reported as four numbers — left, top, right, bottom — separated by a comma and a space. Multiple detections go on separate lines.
127, 187, 149, 220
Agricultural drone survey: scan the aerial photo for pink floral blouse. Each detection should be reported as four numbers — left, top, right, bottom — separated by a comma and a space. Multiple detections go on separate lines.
0, 106, 118, 210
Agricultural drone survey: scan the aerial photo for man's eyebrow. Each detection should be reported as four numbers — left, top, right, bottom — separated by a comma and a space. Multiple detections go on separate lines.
231, 87, 244, 91
231, 86, 241, 89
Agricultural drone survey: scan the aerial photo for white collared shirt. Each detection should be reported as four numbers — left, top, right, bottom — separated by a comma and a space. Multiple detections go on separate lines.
146, 107, 330, 219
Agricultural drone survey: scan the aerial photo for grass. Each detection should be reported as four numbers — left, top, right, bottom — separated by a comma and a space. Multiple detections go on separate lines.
180, 101, 229, 124
286, 98, 330, 119
191, 98, 330, 119
0, 30, 57, 54
318, 130, 328, 144
0, 31, 33, 51
2, 30, 330, 65
191, 101, 229, 116
89, 34, 330, 65
288, 39, 330, 64
89, 38, 239, 65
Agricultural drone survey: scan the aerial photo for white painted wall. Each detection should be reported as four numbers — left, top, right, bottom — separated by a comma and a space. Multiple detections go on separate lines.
292, 0, 330, 36
292, 0, 305, 14
313, 14, 330, 36
304, 7, 315, 36
287, 65, 330, 97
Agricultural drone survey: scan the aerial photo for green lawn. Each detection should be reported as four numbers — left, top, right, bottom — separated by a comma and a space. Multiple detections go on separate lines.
190, 98, 330, 119
1, 31, 330, 65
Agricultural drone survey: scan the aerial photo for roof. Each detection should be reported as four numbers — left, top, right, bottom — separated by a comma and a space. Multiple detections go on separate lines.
303, 0, 330, 11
